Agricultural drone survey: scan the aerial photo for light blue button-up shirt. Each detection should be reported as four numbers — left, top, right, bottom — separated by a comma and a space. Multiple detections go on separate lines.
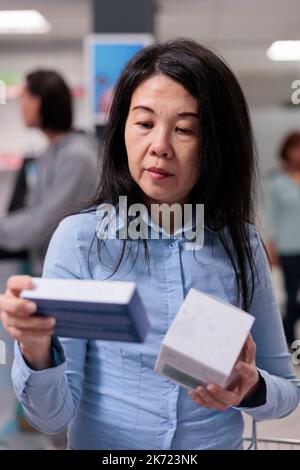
11, 210, 299, 450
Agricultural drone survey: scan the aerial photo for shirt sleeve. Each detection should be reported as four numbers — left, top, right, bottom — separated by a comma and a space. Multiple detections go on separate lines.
11, 217, 88, 435
234, 229, 300, 420
0, 144, 97, 252
237, 371, 266, 408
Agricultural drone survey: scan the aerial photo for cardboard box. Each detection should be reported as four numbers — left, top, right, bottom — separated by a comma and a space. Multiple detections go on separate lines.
21, 277, 149, 342
155, 288, 254, 389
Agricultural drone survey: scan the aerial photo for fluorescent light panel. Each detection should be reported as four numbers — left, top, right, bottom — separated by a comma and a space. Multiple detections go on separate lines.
0, 10, 51, 34
267, 41, 300, 61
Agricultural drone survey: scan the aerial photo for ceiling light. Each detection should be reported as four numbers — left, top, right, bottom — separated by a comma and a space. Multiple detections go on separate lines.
0, 10, 51, 34
267, 41, 300, 61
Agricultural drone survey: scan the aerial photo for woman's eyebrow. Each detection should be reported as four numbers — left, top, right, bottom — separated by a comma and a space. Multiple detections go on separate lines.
131, 105, 199, 118
132, 105, 154, 113
178, 112, 199, 119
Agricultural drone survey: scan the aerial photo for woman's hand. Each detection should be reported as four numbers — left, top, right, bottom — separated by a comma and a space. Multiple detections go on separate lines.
188, 334, 259, 412
0, 275, 56, 370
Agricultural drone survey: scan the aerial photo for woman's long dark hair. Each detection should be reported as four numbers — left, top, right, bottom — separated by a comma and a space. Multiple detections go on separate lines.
91, 38, 258, 310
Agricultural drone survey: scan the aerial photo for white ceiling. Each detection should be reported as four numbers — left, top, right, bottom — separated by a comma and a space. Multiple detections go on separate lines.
0, 0, 91, 45
0, 0, 300, 105
156, 0, 300, 105
158, 0, 300, 42
156, 0, 300, 74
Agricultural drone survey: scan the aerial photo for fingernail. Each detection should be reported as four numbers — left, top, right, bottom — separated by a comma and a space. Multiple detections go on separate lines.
27, 302, 37, 313
47, 318, 56, 326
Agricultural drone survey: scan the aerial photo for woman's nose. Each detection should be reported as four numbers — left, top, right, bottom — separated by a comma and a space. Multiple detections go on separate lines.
149, 130, 173, 158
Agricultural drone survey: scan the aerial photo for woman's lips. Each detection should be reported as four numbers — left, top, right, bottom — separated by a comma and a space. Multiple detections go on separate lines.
147, 167, 174, 180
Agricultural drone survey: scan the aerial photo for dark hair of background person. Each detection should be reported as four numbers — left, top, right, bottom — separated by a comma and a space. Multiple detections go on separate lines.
279, 131, 300, 162
26, 70, 72, 131
89, 38, 259, 311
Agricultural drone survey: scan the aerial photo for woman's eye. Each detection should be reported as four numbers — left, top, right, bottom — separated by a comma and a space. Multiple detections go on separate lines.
137, 122, 153, 129
176, 127, 193, 135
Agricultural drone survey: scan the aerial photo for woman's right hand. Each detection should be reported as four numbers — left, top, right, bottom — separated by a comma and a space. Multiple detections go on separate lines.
0, 275, 56, 370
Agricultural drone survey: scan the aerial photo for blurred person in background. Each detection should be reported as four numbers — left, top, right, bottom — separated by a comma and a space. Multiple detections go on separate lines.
265, 131, 300, 345
0, 70, 98, 276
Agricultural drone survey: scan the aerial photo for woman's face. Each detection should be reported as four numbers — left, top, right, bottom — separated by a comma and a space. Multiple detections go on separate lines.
19, 83, 41, 128
124, 74, 200, 206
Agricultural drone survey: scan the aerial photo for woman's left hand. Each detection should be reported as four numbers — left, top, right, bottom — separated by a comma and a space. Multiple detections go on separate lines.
188, 334, 259, 412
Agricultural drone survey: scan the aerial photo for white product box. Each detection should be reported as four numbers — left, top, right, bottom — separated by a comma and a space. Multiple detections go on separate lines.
155, 288, 254, 389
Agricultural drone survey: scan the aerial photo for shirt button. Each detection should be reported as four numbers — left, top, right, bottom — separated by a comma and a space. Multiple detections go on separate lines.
168, 422, 175, 429
171, 383, 176, 390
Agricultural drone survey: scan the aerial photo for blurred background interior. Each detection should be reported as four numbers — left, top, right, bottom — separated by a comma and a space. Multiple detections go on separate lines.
0, 0, 300, 450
